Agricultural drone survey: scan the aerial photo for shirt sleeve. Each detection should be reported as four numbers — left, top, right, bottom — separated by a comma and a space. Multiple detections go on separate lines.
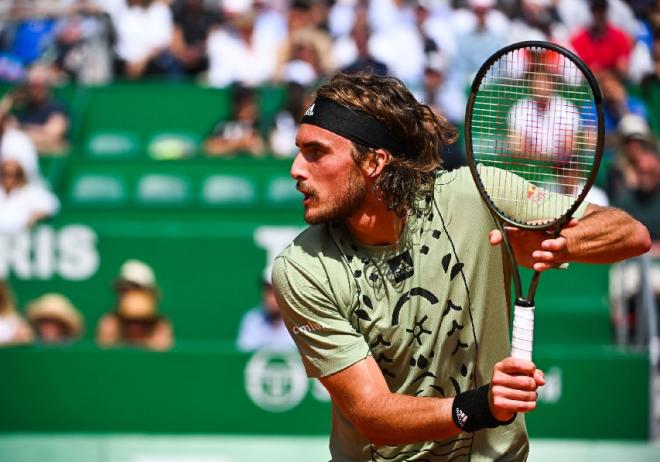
271, 256, 370, 378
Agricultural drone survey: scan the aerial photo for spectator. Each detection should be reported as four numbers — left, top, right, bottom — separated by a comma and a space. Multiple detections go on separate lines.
598, 70, 648, 137
609, 114, 660, 244
168, 0, 220, 78
443, 0, 508, 122
274, 0, 334, 85
206, 0, 282, 87
12, 65, 69, 154
569, 0, 633, 76
640, 27, 660, 135
608, 114, 660, 340
0, 107, 60, 234
276, 28, 331, 85
269, 82, 312, 158
421, 51, 466, 170
366, 0, 425, 87
96, 259, 173, 351
51, 0, 115, 84
0, 280, 32, 346
1, 1, 59, 76
339, 19, 388, 76
102, 0, 175, 79
26, 293, 83, 345
237, 278, 294, 352
204, 85, 265, 157
507, 65, 582, 163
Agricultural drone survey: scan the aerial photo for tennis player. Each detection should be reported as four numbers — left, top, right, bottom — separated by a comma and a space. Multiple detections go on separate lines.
271, 73, 650, 461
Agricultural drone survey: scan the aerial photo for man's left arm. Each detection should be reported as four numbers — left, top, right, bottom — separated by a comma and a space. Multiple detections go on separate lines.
491, 204, 652, 271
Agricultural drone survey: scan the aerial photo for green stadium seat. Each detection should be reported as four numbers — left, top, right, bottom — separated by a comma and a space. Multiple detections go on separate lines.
136, 173, 191, 205
147, 132, 200, 160
85, 131, 141, 158
265, 175, 299, 206
68, 173, 128, 205
200, 175, 257, 206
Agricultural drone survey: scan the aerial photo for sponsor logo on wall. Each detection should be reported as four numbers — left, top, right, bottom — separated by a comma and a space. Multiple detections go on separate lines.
0, 225, 99, 280
245, 349, 329, 413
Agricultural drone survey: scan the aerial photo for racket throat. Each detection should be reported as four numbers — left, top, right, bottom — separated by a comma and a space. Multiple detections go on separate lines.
511, 299, 535, 361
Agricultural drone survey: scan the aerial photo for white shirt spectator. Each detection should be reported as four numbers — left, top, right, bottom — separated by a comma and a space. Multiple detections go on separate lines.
0, 129, 59, 234
207, 25, 280, 87
237, 307, 294, 352
0, 183, 59, 234
508, 96, 582, 162
370, 25, 425, 87
100, 0, 173, 63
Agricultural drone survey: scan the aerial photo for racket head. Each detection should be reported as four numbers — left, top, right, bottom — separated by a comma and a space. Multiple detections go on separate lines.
465, 41, 604, 230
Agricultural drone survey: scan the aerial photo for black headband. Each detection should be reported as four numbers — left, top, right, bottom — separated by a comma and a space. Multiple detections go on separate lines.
300, 98, 407, 156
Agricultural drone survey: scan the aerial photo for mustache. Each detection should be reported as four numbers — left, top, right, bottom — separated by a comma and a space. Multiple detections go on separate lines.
296, 182, 316, 196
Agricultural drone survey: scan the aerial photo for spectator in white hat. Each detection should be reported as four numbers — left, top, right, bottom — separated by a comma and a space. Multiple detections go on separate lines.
0, 104, 60, 234
96, 259, 173, 351
27, 293, 84, 345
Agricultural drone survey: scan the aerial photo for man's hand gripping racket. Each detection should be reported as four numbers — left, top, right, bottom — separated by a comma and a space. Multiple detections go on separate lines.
465, 41, 604, 361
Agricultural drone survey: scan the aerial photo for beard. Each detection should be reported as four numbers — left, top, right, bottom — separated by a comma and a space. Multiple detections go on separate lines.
299, 169, 367, 225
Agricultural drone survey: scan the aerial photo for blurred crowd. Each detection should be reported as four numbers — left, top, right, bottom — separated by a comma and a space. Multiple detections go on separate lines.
0, 0, 658, 349
0, 259, 174, 350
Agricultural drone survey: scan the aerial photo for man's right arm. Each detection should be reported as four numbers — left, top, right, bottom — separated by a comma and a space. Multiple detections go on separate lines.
321, 355, 544, 446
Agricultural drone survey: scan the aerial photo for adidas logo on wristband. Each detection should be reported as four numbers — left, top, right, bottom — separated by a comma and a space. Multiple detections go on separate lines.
455, 408, 469, 428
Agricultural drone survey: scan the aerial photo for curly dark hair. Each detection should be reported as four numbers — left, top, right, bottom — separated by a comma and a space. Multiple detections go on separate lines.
315, 73, 457, 215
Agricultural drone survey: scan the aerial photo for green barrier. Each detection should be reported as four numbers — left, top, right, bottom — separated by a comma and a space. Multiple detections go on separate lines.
522, 265, 612, 345
0, 343, 648, 439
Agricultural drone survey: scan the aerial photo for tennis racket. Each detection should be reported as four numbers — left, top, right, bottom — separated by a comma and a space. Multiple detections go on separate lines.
464, 41, 604, 361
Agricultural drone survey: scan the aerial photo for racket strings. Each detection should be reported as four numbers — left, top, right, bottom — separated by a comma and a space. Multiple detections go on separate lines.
471, 46, 597, 226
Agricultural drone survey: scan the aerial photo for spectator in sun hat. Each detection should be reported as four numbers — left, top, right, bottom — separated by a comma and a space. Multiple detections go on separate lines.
96, 259, 173, 351
27, 293, 83, 345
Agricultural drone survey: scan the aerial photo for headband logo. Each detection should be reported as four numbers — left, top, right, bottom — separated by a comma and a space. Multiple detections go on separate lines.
304, 103, 315, 117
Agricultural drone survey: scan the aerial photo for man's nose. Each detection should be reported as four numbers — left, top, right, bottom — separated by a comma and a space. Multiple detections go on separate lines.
290, 151, 307, 181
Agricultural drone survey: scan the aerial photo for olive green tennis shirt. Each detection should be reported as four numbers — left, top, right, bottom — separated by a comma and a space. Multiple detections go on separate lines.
272, 166, 587, 462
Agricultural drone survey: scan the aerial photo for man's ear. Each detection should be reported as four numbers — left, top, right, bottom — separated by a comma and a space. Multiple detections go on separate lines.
362, 149, 390, 178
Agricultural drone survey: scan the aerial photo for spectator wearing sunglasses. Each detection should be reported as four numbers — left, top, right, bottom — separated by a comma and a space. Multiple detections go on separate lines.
96, 259, 174, 351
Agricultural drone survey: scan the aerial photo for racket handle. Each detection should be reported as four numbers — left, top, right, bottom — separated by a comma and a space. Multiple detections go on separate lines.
511, 300, 535, 361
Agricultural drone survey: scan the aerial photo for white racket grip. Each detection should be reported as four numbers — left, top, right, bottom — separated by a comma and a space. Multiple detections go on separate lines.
511, 303, 535, 361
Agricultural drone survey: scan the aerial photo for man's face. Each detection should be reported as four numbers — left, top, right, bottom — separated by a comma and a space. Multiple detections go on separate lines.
292, 124, 367, 225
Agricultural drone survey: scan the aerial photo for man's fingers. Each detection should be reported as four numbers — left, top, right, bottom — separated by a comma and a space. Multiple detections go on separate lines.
532, 250, 555, 261
533, 369, 546, 386
492, 371, 539, 391
489, 227, 525, 246
489, 229, 502, 245
541, 237, 568, 251
491, 385, 538, 402
491, 395, 537, 413
495, 357, 536, 375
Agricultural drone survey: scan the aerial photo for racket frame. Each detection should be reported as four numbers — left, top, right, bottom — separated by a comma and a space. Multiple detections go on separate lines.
464, 40, 605, 359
